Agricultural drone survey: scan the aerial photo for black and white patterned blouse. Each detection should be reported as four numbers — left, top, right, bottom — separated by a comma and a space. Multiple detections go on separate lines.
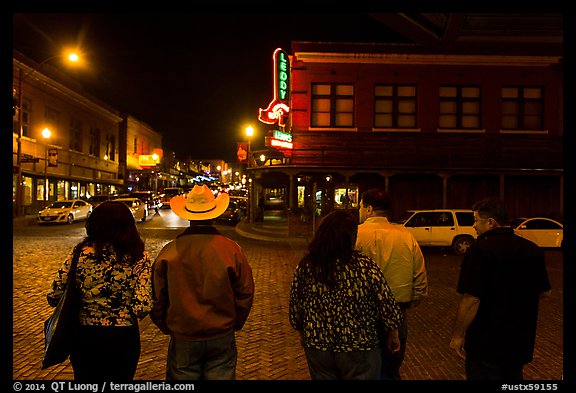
47, 243, 153, 327
289, 254, 402, 352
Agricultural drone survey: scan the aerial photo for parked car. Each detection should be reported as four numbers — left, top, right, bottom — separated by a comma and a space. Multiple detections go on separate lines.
510, 217, 563, 248
216, 200, 245, 225
396, 209, 477, 255
37, 199, 92, 224
160, 187, 184, 209
113, 197, 149, 222
130, 190, 162, 212
88, 194, 116, 208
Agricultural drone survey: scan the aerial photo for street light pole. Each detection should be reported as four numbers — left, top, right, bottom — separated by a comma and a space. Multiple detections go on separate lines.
14, 53, 79, 216
42, 128, 51, 204
245, 126, 255, 223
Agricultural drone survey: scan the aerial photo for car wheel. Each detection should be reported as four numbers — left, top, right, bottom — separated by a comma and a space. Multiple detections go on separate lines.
453, 236, 474, 255
67, 214, 74, 224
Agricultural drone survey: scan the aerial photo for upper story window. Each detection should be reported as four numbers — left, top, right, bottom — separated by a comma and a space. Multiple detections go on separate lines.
89, 127, 100, 157
69, 118, 83, 152
106, 133, 116, 161
439, 86, 481, 129
311, 83, 354, 128
133, 137, 138, 155
374, 85, 417, 128
21, 98, 31, 137
501, 86, 544, 130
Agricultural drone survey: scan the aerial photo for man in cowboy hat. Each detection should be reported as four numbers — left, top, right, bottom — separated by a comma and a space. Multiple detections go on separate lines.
150, 184, 254, 380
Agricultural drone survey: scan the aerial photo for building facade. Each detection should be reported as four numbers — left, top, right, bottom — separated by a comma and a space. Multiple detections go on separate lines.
248, 42, 563, 236
13, 52, 124, 215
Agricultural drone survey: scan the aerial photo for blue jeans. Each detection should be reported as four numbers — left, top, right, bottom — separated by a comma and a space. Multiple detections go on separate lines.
380, 305, 407, 380
166, 330, 237, 380
304, 346, 381, 380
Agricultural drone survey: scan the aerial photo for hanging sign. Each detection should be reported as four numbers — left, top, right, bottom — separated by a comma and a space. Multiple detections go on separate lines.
258, 48, 291, 127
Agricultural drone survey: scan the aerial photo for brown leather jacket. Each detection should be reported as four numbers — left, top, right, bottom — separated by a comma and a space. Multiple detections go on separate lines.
151, 225, 254, 340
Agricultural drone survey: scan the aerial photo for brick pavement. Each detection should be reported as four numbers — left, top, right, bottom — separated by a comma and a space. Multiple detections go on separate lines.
11, 215, 564, 382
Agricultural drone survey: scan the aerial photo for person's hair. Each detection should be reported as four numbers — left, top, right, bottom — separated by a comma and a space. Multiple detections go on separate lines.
360, 188, 390, 212
299, 210, 359, 287
472, 197, 509, 226
75, 201, 145, 264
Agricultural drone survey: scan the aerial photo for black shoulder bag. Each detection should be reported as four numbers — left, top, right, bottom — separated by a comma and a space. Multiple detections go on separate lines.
41, 248, 81, 369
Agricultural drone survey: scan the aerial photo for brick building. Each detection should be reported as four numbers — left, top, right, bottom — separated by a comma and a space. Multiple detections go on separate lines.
248, 40, 563, 236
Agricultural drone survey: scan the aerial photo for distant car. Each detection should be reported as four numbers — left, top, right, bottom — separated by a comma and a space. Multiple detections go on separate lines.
396, 209, 477, 255
130, 190, 162, 212
38, 199, 92, 224
216, 200, 245, 225
113, 198, 149, 222
88, 194, 116, 208
510, 217, 563, 248
160, 187, 184, 209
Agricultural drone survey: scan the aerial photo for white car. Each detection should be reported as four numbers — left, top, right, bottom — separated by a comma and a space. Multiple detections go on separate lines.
37, 199, 92, 224
397, 209, 477, 255
510, 217, 563, 248
113, 198, 149, 222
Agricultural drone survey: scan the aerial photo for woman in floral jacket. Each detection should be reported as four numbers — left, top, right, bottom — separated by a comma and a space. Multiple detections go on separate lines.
47, 201, 153, 381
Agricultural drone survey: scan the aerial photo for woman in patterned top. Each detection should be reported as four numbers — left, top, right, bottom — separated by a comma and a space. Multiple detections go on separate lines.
289, 210, 402, 380
47, 201, 153, 381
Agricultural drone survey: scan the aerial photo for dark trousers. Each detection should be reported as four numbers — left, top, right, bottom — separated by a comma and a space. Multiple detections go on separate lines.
70, 323, 141, 381
466, 358, 524, 381
380, 305, 407, 380
304, 346, 381, 380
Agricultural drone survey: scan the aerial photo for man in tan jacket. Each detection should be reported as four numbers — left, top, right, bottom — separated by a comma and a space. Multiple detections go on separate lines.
356, 189, 428, 380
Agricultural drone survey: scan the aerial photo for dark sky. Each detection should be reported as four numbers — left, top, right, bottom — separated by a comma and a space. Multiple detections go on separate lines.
12, 13, 408, 162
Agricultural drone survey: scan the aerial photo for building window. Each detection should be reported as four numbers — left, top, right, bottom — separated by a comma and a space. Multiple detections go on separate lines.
106, 134, 116, 161
311, 83, 354, 127
439, 86, 481, 129
69, 118, 83, 152
133, 137, 138, 154
501, 86, 544, 130
44, 107, 60, 145
21, 98, 31, 137
89, 127, 100, 157
374, 85, 417, 128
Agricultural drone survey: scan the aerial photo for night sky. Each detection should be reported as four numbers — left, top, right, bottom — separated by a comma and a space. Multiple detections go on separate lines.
12, 13, 408, 162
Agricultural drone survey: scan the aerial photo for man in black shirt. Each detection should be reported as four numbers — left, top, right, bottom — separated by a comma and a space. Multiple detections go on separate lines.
450, 197, 551, 380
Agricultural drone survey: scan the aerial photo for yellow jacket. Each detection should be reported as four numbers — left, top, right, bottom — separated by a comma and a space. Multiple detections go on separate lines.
356, 217, 428, 305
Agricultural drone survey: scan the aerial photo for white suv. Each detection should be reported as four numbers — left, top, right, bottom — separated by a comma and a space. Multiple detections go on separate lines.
396, 209, 477, 255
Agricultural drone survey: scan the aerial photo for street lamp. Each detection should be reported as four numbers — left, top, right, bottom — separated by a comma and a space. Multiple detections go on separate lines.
245, 126, 254, 168
14, 52, 80, 216
42, 128, 51, 204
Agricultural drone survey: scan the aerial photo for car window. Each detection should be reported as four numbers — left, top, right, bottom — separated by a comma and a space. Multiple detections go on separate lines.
75, 201, 86, 207
51, 202, 72, 208
405, 212, 433, 227
455, 212, 474, 226
522, 219, 562, 230
433, 212, 454, 226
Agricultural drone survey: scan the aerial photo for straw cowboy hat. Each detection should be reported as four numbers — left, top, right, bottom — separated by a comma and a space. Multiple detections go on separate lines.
170, 184, 229, 220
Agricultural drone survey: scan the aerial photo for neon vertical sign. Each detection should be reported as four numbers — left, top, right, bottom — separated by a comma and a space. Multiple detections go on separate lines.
259, 48, 290, 127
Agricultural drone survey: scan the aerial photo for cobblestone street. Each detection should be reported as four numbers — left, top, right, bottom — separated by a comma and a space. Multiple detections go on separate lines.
12, 220, 564, 382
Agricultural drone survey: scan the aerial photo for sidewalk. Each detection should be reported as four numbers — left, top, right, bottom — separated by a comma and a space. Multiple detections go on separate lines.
235, 212, 310, 246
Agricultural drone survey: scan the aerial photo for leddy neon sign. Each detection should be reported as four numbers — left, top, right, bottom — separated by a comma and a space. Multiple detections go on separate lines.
259, 48, 290, 127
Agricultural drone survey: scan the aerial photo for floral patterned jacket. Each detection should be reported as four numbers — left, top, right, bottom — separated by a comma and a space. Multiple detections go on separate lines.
47, 243, 153, 326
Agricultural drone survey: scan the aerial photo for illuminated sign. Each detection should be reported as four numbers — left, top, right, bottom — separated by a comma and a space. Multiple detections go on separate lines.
273, 130, 292, 142
259, 48, 291, 127
138, 154, 160, 167
270, 138, 293, 149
